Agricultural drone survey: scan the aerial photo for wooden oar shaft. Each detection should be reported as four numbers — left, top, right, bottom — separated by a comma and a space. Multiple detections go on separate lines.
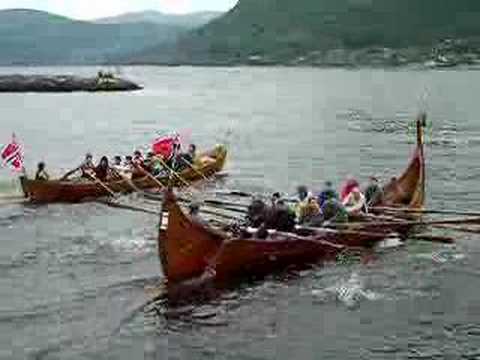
134, 165, 165, 190
155, 156, 190, 187
348, 216, 480, 228
86, 173, 117, 198
433, 224, 480, 234
180, 157, 210, 182
375, 206, 480, 217
409, 234, 455, 244
298, 225, 391, 239
0, 198, 29, 206
97, 199, 158, 215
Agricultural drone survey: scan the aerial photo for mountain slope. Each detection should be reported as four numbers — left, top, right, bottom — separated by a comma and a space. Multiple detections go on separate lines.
95, 10, 222, 28
132, 0, 480, 64
0, 9, 183, 65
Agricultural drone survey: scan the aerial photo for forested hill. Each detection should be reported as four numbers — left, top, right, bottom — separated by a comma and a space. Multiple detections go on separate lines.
0, 9, 182, 65
131, 0, 480, 65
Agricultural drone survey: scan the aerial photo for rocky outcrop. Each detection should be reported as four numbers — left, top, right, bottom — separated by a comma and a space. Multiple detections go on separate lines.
0, 74, 142, 93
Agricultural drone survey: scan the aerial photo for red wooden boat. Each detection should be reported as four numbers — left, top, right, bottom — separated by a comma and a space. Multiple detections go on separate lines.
20, 145, 227, 203
158, 115, 426, 290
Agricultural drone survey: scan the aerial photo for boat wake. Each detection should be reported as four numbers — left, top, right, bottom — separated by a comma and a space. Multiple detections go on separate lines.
312, 272, 383, 309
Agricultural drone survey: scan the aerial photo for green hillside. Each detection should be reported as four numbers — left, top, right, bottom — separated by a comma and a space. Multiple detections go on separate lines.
95, 10, 222, 28
0, 9, 183, 65
132, 0, 480, 64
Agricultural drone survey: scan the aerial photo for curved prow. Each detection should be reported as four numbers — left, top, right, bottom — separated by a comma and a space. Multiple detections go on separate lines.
380, 113, 426, 209
158, 189, 225, 283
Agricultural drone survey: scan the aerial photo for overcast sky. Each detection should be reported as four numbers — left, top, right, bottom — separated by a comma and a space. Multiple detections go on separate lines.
0, 0, 238, 19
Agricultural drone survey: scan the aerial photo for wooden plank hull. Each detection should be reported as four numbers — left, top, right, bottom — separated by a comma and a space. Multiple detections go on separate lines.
20, 145, 227, 203
158, 117, 427, 290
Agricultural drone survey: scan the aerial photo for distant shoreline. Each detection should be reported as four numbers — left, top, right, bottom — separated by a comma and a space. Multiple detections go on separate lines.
0, 63, 479, 71
0, 74, 142, 93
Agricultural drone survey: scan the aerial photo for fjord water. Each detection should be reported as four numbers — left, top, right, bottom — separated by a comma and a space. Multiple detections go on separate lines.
0, 66, 479, 359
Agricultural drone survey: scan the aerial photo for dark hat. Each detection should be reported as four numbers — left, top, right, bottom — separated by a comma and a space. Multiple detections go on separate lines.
297, 185, 308, 193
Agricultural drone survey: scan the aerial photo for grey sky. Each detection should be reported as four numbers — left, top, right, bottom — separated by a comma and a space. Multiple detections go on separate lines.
0, 0, 238, 19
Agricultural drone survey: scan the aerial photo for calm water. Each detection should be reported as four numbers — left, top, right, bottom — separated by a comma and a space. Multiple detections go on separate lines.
0, 66, 479, 359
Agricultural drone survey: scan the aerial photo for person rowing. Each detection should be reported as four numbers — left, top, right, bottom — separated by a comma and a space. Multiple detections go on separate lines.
35, 162, 49, 181
61, 152, 95, 180
93, 156, 113, 182
320, 196, 349, 224
340, 177, 360, 202
297, 196, 321, 225
364, 176, 384, 207
261, 198, 296, 235
175, 144, 197, 171
342, 186, 367, 216
144, 152, 163, 176
317, 181, 339, 208
131, 150, 145, 179
133, 150, 144, 167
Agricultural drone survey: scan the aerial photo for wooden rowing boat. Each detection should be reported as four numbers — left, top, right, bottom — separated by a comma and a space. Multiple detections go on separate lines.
20, 145, 227, 203
158, 116, 426, 288
160, 189, 381, 284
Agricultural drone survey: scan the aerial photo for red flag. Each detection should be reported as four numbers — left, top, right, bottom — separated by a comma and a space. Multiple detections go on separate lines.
1, 134, 20, 164
8, 152, 24, 173
152, 133, 180, 159
1, 134, 24, 172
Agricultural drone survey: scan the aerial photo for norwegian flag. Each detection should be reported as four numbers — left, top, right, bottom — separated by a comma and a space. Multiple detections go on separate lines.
1, 134, 24, 173
152, 132, 180, 159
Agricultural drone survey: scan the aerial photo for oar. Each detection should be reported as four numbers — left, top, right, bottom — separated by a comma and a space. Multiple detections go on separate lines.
212, 189, 253, 198
114, 170, 145, 194
347, 216, 480, 228
97, 199, 158, 215
0, 198, 29, 206
85, 173, 118, 198
409, 234, 455, 244
202, 198, 249, 209
99, 196, 241, 221
374, 206, 480, 217
297, 225, 392, 239
432, 224, 480, 234
0, 194, 26, 201
132, 165, 166, 191
155, 156, 191, 187
179, 156, 211, 183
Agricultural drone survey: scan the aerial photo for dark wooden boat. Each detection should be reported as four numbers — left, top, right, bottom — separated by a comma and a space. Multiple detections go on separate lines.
158, 116, 426, 287
20, 145, 227, 203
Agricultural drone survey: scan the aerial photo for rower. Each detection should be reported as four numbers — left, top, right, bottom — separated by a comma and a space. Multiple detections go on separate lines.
94, 156, 112, 181
35, 162, 49, 181
131, 150, 145, 179
317, 181, 338, 208
61, 152, 94, 180
321, 197, 348, 224
364, 176, 383, 207
257, 198, 296, 238
124, 155, 133, 168
270, 192, 281, 207
133, 150, 144, 167
342, 186, 367, 216
297, 196, 321, 225
294, 185, 311, 219
142, 152, 163, 177
175, 144, 197, 171
246, 198, 268, 228
340, 177, 360, 202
